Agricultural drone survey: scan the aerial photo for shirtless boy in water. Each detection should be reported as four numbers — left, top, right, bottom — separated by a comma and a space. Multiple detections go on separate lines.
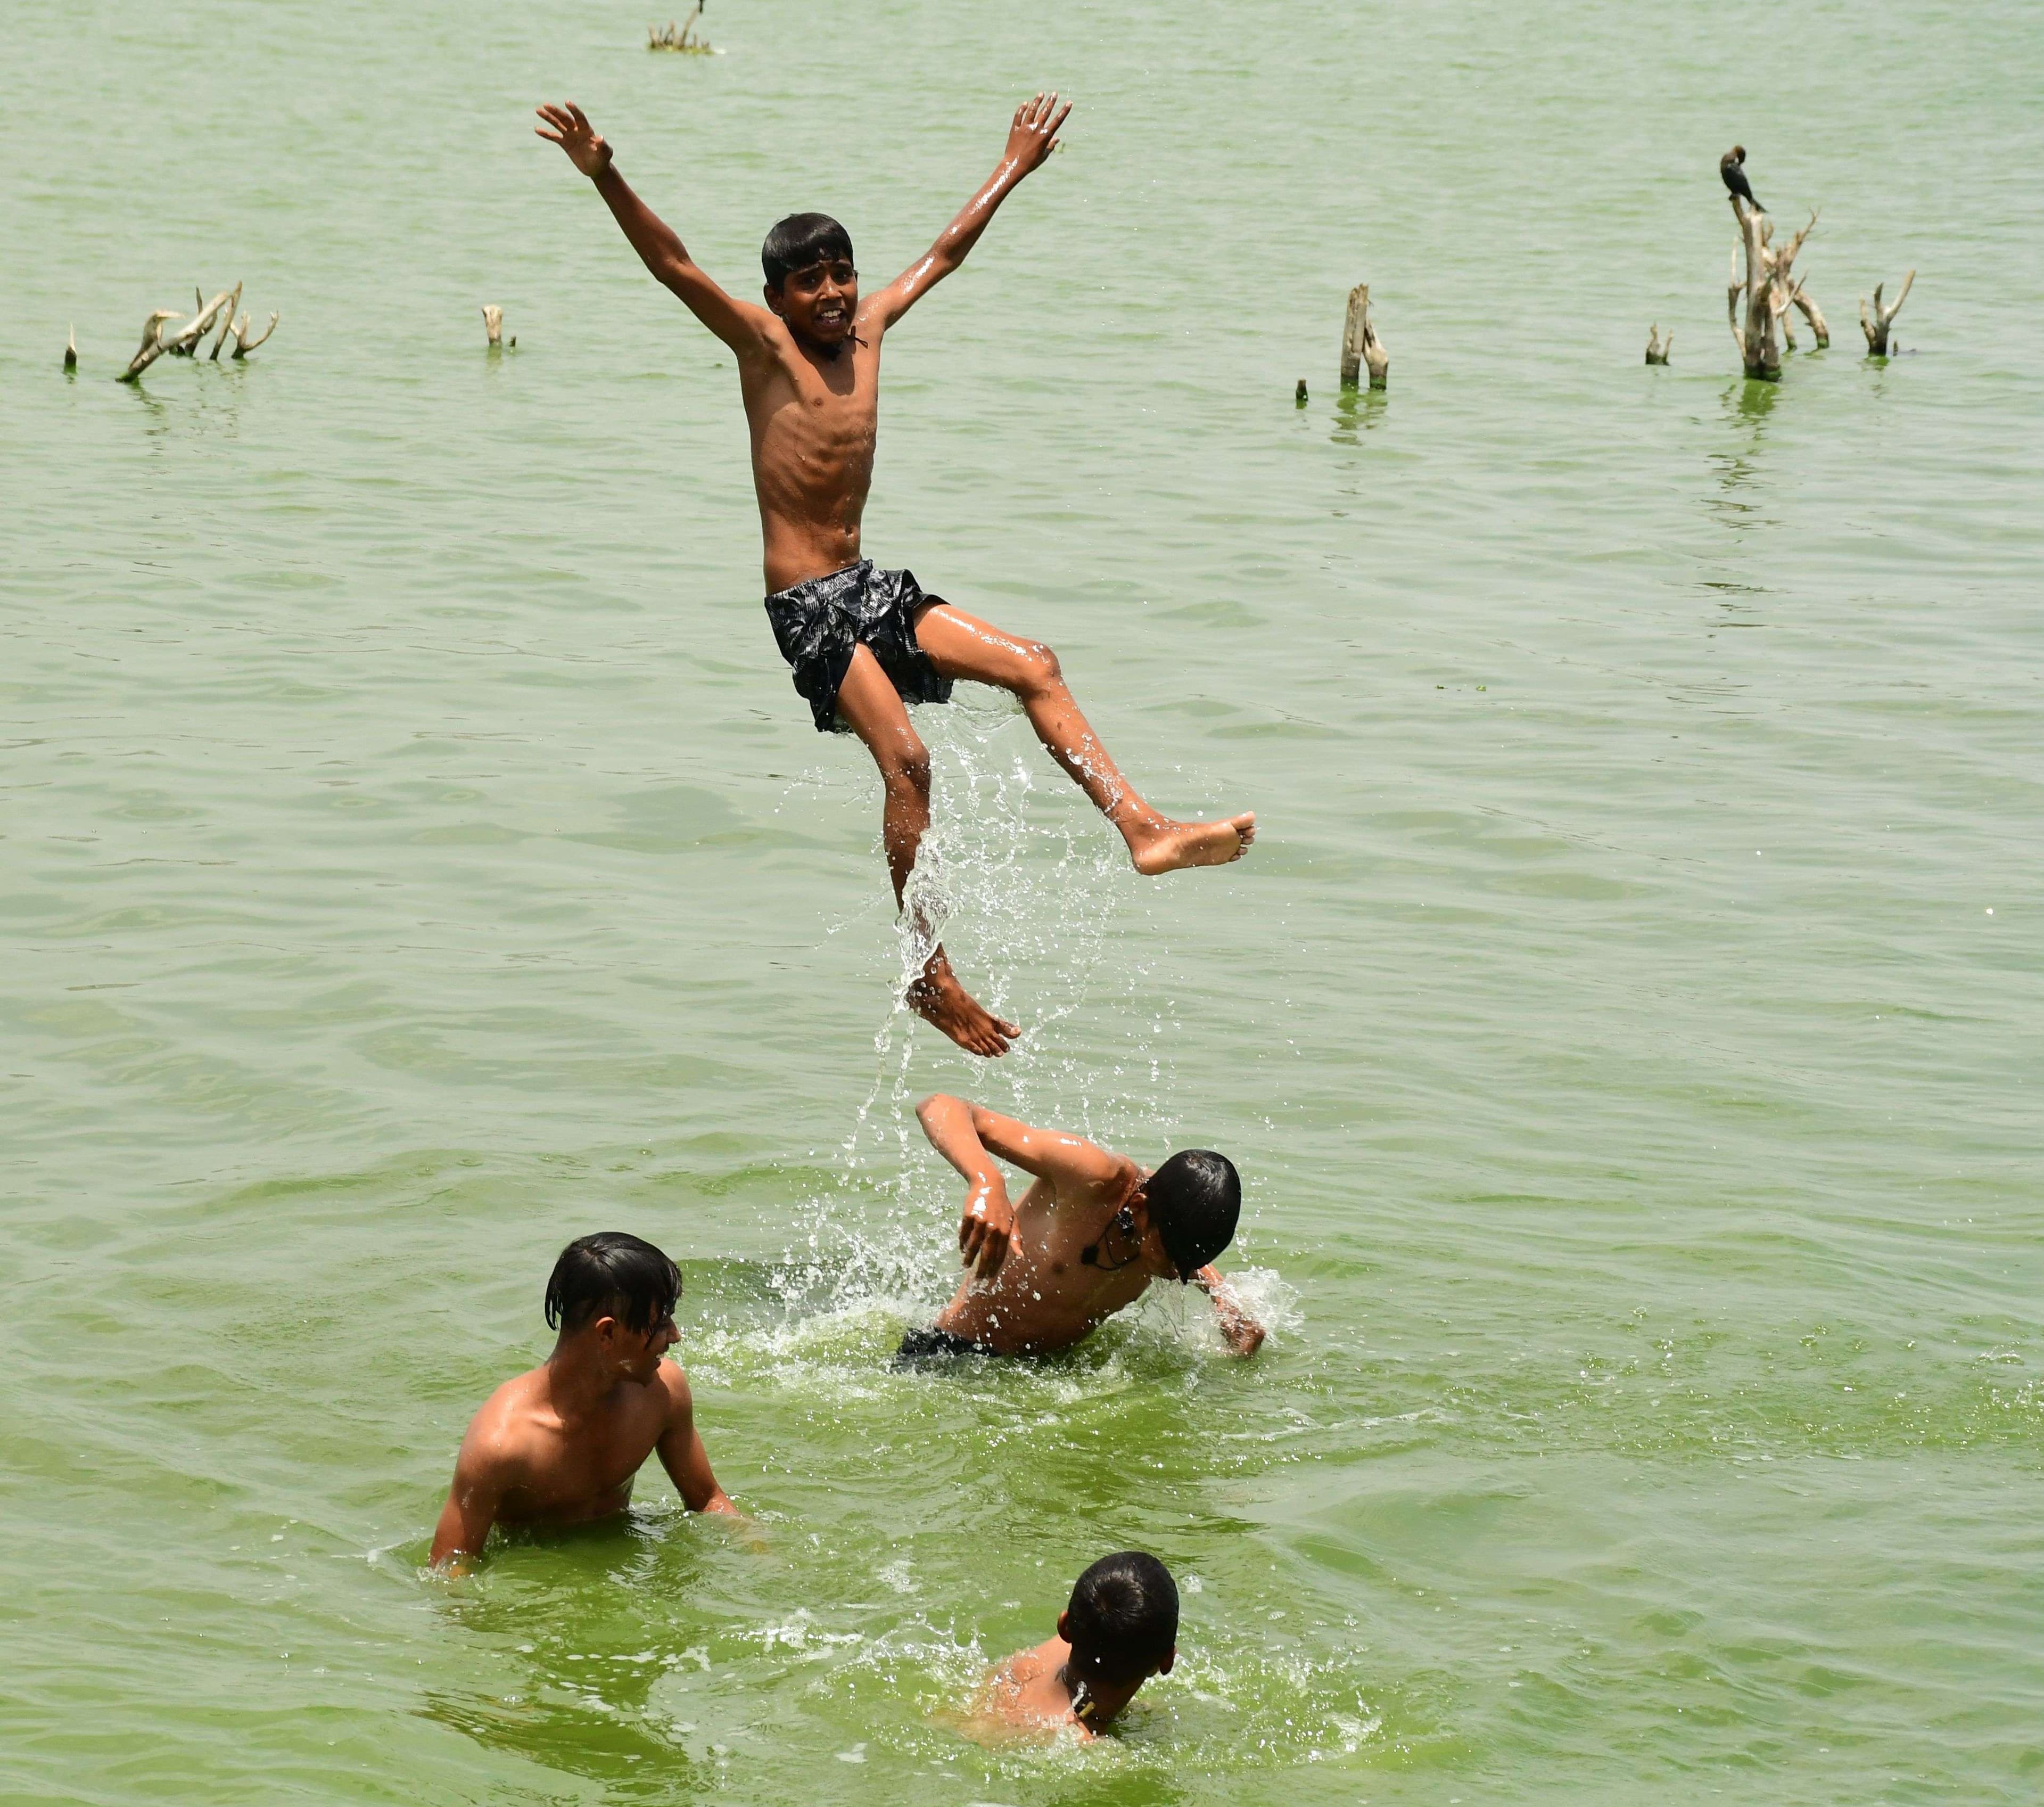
975, 1551, 1180, 1740
535, 94, 1255, 1058
897, 1093, 1266, 1360
430, 1233, 735, 1571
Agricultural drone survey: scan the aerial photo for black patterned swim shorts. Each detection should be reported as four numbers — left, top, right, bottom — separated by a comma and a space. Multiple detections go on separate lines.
762, 559, 953, 734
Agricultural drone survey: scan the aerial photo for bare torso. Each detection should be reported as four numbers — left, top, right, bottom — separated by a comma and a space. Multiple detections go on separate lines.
741, 316, 886, 594
934, 1157, 1152, 1354
471, 1363, 681, 1530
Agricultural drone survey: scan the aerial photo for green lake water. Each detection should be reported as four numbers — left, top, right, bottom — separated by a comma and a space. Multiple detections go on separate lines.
5, 1, 2041, 1800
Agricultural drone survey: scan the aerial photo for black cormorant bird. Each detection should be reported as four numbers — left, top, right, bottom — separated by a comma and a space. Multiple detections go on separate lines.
1720, 145, 1763, 212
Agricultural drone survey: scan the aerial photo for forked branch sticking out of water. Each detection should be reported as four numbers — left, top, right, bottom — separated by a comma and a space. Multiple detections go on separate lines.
1645, 324, 1674, 365
117, 284, 279, 382
1859, 269, 1914, 356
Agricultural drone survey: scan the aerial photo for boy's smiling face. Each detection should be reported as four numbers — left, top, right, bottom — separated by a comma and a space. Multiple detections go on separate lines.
767, 257, 859, 349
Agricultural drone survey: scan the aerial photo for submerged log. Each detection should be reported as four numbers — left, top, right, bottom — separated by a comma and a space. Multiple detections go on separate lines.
482, 303, 504, 347
1726, 198, 1817, 381
1340, 282, 1388, 390
1645, 324, 1672, 365
1295, 378, 1307, 406
1860, 269, 1914, 355
63, 325, 77, 370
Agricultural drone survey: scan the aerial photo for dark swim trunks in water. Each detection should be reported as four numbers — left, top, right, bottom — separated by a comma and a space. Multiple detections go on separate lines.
893, 1325, 988, 1368
763, 560, 953, 734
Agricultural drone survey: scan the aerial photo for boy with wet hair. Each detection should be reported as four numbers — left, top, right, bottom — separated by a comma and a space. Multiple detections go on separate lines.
534, 94, 1255, 1061
977, 1551, 1180, 1738
430, 1232, 736, 1570
897, 1094, 1266, 1360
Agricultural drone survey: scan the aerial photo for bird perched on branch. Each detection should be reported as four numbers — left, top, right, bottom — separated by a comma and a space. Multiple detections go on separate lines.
1720, 145, 1763, 213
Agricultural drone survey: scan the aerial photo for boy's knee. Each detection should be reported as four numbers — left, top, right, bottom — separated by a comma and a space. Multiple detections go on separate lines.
1017, 640, 1062, 695
879, 737, 931, 796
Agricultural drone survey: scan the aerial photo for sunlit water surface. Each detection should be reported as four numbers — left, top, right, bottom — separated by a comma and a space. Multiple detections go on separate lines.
5, 1, 2042, 1802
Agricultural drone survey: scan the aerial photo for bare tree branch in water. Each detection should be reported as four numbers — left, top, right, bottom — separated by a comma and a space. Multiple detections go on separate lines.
1859, 269, 1915, 356
1340, 283, 1388, 390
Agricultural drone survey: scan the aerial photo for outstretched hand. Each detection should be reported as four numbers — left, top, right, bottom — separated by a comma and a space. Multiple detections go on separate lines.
1003, 92, 1072, 176
535, 101, 612, 178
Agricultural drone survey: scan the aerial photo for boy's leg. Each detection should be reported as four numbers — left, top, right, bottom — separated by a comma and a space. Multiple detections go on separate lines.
911, 604, 1255, 874
834, 646, 1021, 1059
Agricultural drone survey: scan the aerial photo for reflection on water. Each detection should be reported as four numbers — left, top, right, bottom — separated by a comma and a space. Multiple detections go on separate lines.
1329, 387, 1389, 445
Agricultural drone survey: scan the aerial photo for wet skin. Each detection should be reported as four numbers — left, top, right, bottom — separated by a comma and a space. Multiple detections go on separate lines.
535, 96, 1255, 1057
973, 1621, 1174, 1742
429, 1309, 735, 1572
916, 1093, 1267, 1357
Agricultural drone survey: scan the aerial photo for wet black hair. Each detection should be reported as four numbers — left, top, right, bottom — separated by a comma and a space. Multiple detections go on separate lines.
1145, 1149, 1241, 1279
761, 211, 855, 289
1066, 1551, 1179, 1684
543, 1231, 682, 1336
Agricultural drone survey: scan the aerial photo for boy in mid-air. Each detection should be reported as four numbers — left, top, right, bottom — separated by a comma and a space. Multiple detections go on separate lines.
975, 1551, 1180, 1739
897, 1093, 1266, 1360
430, 1233, 736, 1570
535, 94, 1255, 1059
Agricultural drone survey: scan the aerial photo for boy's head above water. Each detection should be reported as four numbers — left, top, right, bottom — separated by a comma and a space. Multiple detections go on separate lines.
1140, 1149, 1242, 1280
545, 1230, 682, 1380
761, 212, 857, 347
1056, 1551, 1180, 1731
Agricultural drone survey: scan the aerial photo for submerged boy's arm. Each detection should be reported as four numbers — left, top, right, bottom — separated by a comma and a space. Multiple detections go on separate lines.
535, 101, 773, 357
1193, 1266, 1266, 1356
867, 92, 1073, 331
428, 1420, 510, 1572
654, 1367, 739, 1516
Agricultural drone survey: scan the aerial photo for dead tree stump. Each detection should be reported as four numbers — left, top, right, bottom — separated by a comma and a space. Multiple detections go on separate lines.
1340, 283, 1388, 390
1645, 324, 1672, 365
1860, 270, 1914, 355
1726, 198, 1818, 381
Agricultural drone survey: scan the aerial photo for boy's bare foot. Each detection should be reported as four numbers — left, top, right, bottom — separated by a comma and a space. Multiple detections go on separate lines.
1128, 811, 1257, 877
907, 951, 1021, 1058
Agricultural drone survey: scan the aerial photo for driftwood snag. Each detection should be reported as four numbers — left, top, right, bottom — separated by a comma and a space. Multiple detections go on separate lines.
116, 286, 277, 381
64, 325, 77, 370
482, 304, 504, 347
1645, 324, 1672, 365
118, 309, 179, 382
209, 283, 243, 360
1860, 270, 1914, 356
649, 3, 712, 52
162, 289, 236, 359
1295, 379, 1307, 406
1341, 283, 1388, 390
232, 310, 278, 358
1726, 196, 1818, 381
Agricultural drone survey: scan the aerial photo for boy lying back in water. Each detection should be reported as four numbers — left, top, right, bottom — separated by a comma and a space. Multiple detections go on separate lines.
535, 94, 1255, 1059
